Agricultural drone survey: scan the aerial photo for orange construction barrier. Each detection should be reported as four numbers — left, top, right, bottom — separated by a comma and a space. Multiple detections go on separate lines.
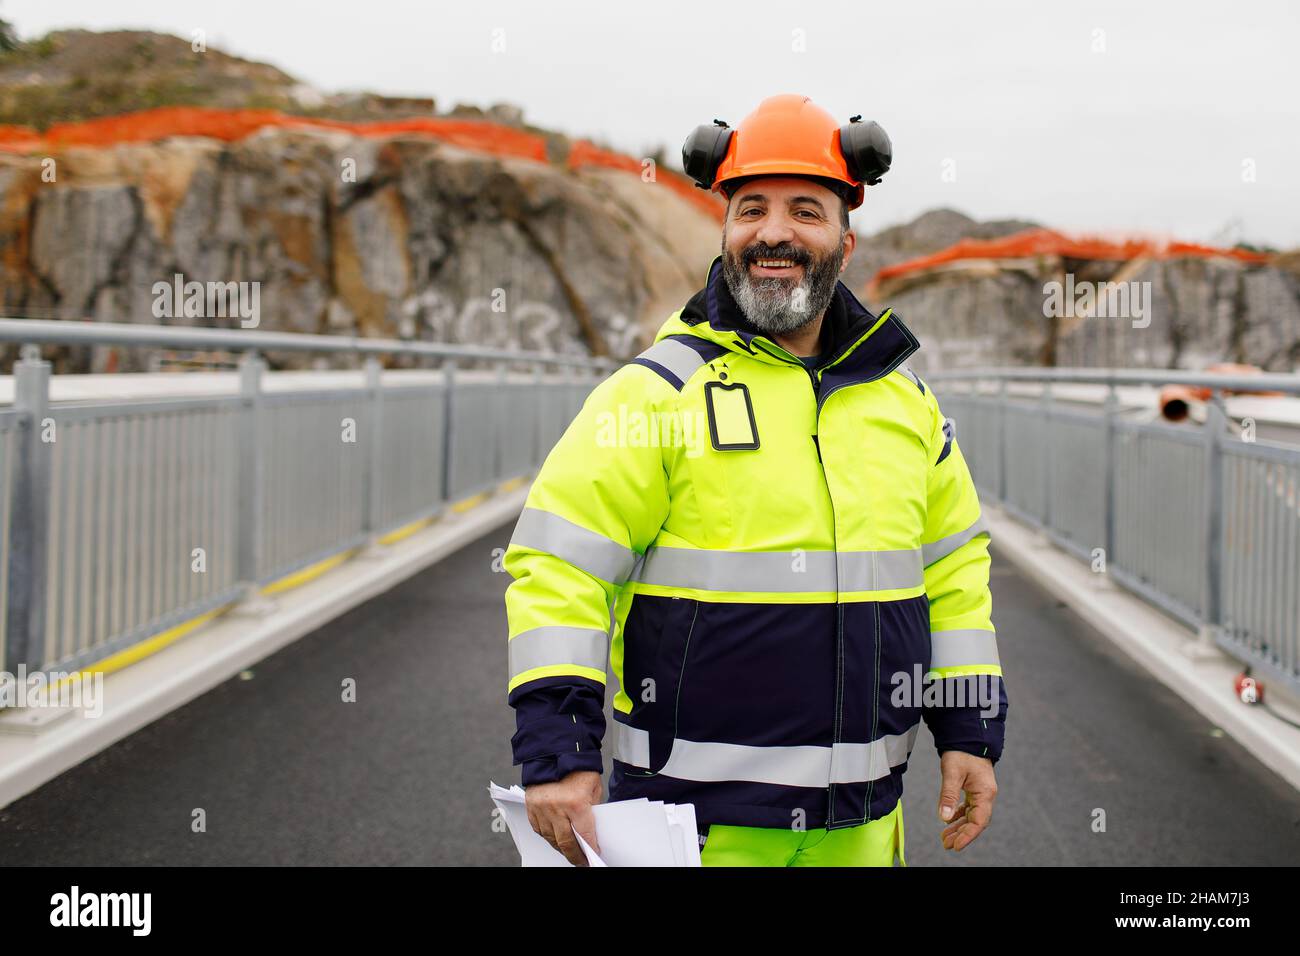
1, 107, 728, 223
567, 139, 724, 222
872, 227, 1273, 288
0, 106, 549, 162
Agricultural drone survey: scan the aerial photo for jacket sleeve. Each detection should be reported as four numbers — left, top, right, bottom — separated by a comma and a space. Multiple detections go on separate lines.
503, 366, 673, 785
918, 384, 1008, 763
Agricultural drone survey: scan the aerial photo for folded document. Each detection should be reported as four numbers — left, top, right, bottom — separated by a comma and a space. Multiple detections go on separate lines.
488, 782, 702, 867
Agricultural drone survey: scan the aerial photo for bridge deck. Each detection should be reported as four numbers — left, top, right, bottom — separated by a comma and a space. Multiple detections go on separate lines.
1, 521, 1297, 865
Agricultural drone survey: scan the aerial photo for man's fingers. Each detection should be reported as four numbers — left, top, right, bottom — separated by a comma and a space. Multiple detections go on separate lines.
551, 819, 588, 866
936, 754, 999, 850
526, 804, 544, 838
944, 809, 987, 852
939, 787, 997, 851
534, 807, 588, 866
940, 801, 969, 837
571, 804, 601, 858
964, 785, 996, 829
526, 803, 583, 865
937, 775, 965, 822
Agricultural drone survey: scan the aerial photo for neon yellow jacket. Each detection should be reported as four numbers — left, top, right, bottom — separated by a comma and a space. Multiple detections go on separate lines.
504, 255, 1006, 830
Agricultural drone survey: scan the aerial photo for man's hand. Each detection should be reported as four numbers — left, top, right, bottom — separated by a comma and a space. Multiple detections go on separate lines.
936, 750, 998, 852
524, 770, 603, 866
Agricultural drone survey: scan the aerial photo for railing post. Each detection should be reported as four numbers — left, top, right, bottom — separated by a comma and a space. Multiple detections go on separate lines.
354, 356, 391, 556
1041, 381, 1054, 529
531, 361, 544, 472
996, 378, 1008, 504
234, 351, 273, 614
493, 362, 507, 484
362, 356, 384, 539
1102, 384, 1119, 572
440, 361, 456, 504
5, 345, 52, 673
1199, 391, 1227, 647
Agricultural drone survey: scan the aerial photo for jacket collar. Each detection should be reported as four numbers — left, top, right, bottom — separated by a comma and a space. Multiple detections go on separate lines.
660, 254, 921, 382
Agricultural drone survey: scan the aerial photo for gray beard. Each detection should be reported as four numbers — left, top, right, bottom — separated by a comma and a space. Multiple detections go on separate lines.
722, 243, 844, 337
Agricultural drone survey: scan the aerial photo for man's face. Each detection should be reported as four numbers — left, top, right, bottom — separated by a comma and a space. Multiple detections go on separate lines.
720, 176, 855, 336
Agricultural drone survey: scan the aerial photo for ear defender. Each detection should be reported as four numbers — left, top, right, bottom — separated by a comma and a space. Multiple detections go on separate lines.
839, 115, 892, 186
682, 119, 734, 191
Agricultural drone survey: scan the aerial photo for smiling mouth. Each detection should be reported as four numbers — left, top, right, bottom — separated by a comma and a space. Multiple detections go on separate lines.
749, 257, 803, 275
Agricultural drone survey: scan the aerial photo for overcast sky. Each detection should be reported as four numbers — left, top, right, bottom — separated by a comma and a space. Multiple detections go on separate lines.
8, 0, 1299, 247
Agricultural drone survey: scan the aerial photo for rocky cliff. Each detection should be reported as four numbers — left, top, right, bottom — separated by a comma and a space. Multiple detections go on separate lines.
852, 210, 1300, 374
0, 31, 723, 372
2, 30, 1295, 376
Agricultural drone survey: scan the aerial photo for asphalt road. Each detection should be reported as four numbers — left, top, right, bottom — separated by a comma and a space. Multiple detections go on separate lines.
2, 520, 1298, 866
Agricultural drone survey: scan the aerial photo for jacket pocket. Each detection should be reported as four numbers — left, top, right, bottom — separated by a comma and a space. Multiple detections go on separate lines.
617, 593, 698, 776
674, 602, 839, 750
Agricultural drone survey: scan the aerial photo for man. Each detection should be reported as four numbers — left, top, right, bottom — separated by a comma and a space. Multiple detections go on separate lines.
503, 94, 1007, 866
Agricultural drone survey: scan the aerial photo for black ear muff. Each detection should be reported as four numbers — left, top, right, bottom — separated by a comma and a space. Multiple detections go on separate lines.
682, 119, 733, 191
839, 116, 892, 186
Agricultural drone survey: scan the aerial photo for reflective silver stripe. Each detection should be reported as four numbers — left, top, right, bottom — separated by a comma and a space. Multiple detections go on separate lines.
636, 338, 709, 386
929, 628, 1000, 670
636, 547, 834, 592
922, 513, 990, 567
837, 549, 925, 592
508, 625, 609, 680
829, 724, 921, 783
633, 547, 924, 593
612, 722, 651, 768
654, 725, 919, 788
510, 507, 638, 584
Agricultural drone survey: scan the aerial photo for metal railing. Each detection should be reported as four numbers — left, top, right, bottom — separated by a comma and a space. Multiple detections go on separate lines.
928, 367, 1300, 695
0, 319, 615, 679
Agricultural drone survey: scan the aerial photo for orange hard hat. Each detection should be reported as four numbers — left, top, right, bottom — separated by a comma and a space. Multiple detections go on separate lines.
681, 94, 892, 211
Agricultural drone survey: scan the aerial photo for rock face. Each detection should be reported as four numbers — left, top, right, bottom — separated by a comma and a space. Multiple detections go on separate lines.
842, 207, 1039, 293
0, 126, 723, 372
4, 30, 1294, 376
0, 28, 726, 372
849, 209, 1300, 373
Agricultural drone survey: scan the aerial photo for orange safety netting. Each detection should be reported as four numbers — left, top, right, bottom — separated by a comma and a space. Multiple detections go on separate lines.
0, 108, 728, 222
872, 226, 1273, 286
567, 139, 724, 222
0, 106, 549, 161
0, 123, 42, 148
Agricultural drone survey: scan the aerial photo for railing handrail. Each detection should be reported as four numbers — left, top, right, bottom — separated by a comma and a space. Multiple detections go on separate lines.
0, 318, 618, 371
924, 366, 1300, 395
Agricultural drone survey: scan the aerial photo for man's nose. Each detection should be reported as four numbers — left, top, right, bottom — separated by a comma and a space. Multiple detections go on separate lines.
754, 213, 797, 246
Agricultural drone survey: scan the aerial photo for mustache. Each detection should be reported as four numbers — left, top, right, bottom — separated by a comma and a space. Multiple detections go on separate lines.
741, 245, 811, 266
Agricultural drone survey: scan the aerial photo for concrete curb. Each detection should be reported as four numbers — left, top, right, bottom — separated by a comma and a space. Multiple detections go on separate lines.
985, 504, 1300, 793
0, 486, 529, 811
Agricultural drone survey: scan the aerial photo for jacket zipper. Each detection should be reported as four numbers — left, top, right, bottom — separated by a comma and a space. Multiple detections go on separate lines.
753, 340, 846, 825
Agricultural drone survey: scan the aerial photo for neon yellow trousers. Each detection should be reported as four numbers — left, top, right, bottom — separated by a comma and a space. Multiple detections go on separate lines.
700, 799, 906, 867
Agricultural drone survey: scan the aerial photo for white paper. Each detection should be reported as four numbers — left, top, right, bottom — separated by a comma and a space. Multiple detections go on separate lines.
574, 830, 608, 867
488, 781, 701, 867
488, 782, 570, 867
664, 802, 702, 867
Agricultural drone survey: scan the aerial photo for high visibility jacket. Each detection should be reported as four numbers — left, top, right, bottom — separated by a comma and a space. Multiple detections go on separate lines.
503, 254, 1007, 831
